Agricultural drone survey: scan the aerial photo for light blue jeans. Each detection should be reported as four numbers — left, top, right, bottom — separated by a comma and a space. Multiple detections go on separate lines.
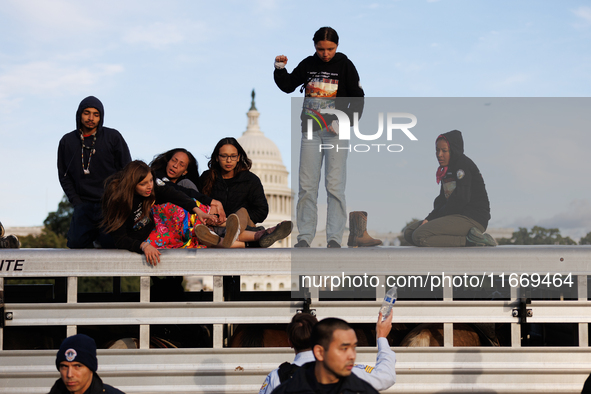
296, 128, 348, 245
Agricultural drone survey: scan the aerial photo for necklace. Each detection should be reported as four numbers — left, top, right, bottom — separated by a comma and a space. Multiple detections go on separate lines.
80, 132, 97, 175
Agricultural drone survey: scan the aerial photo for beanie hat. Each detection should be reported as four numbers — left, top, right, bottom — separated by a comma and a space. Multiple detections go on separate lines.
55, 334, 98, 372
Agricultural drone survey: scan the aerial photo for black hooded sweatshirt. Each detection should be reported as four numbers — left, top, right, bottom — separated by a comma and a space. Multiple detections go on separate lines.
425, 130, 491, 229
57, 96, 132, 206
274, 52, 364, 130
199, 169, 268, 224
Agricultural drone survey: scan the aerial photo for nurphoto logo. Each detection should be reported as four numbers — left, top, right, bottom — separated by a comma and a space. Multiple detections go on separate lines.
306, 109, 418, 153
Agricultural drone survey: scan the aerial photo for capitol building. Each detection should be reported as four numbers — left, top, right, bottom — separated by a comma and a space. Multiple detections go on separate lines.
187, 91, 294, 292
237, 91, 292, 247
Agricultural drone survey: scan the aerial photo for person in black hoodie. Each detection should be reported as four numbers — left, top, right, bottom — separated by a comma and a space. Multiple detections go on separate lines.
57, 96, 131, 249
274, 27, 364, 248
404, 130, 496, 247
199, 137, 291, 248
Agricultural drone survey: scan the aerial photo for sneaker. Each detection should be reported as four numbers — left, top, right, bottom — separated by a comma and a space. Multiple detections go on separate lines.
195, 224, 220, 247
0, 235, 20, 249
259, 221, 293, 248
466, 227, 497, 247
246, 225, 265, 232
294, 240, 310, 248
327, 240, 341, 248
220, 214, 240, 248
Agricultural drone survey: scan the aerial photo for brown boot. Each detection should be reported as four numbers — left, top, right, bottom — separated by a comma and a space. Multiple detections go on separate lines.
347, 211, 382, 247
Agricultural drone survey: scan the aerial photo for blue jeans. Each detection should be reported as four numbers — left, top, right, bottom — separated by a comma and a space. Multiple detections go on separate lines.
67, 202, 114, 249
296, 128, 348, 245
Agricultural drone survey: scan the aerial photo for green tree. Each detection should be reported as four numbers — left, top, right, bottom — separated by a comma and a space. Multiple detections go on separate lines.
19, 227, 68, 248
398, 218, 421, 246
579, 232, 591, 245
498, 226, 577, 245
43, 195, 73, 238
20, 194, 72, 248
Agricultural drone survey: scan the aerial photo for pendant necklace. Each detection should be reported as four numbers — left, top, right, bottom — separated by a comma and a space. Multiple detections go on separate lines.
80, 132, 97, 175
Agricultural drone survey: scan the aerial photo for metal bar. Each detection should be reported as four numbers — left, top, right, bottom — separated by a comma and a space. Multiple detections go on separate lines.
0, 277, 3, 350
213, 275, 223, 349
3, 247, 591, 278
3, 347, 591, 394
443, 323, 453, 347
5, 300, 550, 327
579, 275, 589, 347
67, 277, 77, 303
139, 325, 149, 350
66, 277, 77, 338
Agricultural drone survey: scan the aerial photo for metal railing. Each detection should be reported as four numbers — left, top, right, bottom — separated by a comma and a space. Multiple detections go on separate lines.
1, 246, 591, 393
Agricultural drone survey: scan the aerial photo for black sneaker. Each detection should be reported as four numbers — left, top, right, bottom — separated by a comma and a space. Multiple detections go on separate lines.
0, 235, 20, 249
466, 227, 497, 247
259, 221, 293, 248
294, 240, 310, 248
327, 240, 341, 248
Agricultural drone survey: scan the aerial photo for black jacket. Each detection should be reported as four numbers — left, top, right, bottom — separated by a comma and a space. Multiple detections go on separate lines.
425, 130, 491, 229
199, 170, 268, 224
109, 183, 198, 254
48, 373, 125, 394
271, 362, 379, 394
153, 168, 213, 205
274, 52, 364, 130
58, 96, 131, 206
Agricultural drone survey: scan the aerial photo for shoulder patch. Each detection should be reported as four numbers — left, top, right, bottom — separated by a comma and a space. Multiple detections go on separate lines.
156, 178, 166, 186
457, 169, 465, 179
354, 364, 375, 373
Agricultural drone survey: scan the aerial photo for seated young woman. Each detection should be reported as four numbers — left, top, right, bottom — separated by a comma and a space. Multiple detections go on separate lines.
102, 160, 240, 265
150, 148, 226, 222
198, 137, 292, 248
404, 130, 496, 247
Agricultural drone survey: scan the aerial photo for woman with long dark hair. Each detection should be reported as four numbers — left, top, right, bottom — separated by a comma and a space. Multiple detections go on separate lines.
150, 148, 226, 221
102, 161, 236, 265
274, 27, 366, 248
198, 137, 291, 248
403, 130, 496, 247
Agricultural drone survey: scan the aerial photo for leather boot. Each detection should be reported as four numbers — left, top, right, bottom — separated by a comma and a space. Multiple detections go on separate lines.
347, 211, 382, 247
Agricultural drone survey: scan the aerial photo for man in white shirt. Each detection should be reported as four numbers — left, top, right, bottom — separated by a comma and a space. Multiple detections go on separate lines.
259, 312, 396, 394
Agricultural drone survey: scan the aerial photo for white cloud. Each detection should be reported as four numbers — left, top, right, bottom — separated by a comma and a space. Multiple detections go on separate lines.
123, 22, 186, 49
4, 0, 102, 38
0, 62, 124, 99
572, 6, 591, 24
538, 199, 591, 230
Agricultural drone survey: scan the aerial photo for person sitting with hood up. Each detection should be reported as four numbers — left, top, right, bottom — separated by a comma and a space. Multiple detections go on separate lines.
404, 130, 496, 247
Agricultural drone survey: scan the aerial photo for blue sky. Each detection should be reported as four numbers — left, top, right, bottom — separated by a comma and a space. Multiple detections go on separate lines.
1, 0, 590, 239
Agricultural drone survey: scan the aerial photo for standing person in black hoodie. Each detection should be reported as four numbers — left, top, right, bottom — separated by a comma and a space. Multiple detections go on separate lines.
404, 130, 496, 247
57, 96, 131, 249
274, 27, 365, 248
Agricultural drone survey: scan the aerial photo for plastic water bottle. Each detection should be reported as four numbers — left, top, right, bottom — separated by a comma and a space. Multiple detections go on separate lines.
380, 287, 397, 321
